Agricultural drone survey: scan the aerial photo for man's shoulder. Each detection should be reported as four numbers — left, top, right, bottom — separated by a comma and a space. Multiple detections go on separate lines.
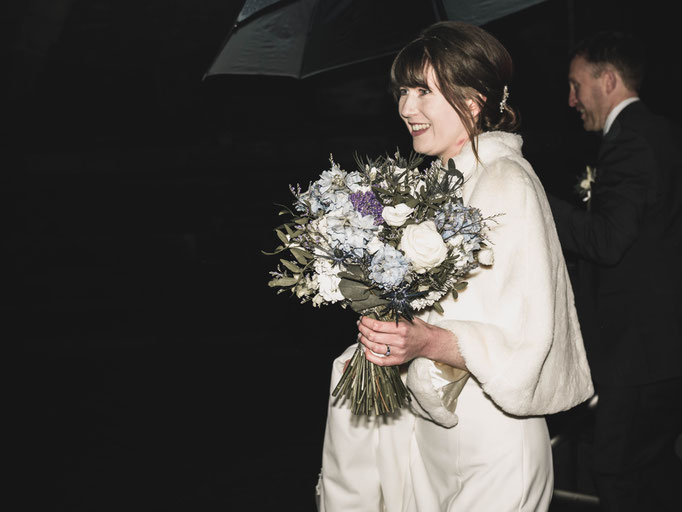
617, 100, 680, 136
613, 101, 655, 131
607, 101, 680, 154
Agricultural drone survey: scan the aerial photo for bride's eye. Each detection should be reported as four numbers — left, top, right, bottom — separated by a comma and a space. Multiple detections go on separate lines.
418, 88, 431, 96
398, 87, 409, 96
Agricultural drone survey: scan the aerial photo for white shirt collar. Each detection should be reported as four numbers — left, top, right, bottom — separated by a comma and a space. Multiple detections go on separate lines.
603, 97, 639, 134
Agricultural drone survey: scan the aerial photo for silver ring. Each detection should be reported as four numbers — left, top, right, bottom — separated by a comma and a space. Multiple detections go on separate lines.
385, 345, 391, 357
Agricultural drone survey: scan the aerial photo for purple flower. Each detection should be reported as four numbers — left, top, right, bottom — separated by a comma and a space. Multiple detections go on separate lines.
349, 190, 384, 225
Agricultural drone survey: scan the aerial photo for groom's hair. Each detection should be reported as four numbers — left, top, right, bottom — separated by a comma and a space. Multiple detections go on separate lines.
570, 31, 645, 92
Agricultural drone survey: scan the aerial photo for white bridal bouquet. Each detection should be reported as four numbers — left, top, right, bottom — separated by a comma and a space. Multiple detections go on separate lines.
265, 152, 496, 415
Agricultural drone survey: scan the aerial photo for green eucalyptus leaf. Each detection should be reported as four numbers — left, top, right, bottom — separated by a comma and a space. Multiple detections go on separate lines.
268, 277, 298, 287
349, 294, 390, 313
275, 229, 289, 245
337, 271, 363, 282
339, 263, 365, 280
404, 197, 419, 208
290, 247, 311, 264
372, 185, 392, 196
445, 159, 464, 181
261, 246, 285, 256
338, 278, 371, 301
280, 259, 302, 273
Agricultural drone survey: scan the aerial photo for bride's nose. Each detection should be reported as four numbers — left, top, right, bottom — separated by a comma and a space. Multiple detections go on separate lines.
399, 93, 418, 118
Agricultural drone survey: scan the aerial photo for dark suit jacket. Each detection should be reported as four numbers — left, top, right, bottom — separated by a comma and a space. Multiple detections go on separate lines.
549, 100, 682, 387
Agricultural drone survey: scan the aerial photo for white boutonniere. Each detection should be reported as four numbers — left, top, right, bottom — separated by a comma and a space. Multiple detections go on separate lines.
575, 165, 597, 207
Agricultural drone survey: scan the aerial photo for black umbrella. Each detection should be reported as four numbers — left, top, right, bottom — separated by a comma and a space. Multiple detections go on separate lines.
204, 0, 546, 79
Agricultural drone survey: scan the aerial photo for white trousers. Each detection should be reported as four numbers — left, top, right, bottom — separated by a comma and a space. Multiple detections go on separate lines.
318, 345, 553, 512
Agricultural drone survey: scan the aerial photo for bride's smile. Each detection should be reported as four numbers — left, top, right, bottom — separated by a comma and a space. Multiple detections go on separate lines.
398, 65, 474, 164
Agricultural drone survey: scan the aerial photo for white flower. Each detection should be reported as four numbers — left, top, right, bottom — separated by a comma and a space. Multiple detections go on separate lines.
314, 259, 344, 302
295, 274, 318, 298
478, 247, 494, 266
382, 203, 415, 227
447, 234, 464, 248
364, 164, 379, 180
410, 290, 445, 310
454, 249, 470, 269
344, 171, 363, 192
317, 164, 346, 194
366, 235, 384, 254
408, 179, 427, 196
576, 165, 597, 204
399, 220, 448, 273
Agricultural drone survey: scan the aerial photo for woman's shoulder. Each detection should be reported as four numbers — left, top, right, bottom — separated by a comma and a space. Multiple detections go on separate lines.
476, 131, 523, 160
478, 139, 533, 188
472, 133, 541, 211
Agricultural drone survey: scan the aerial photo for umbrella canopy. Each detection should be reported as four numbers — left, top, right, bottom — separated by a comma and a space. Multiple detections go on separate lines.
204, 0, 546, 79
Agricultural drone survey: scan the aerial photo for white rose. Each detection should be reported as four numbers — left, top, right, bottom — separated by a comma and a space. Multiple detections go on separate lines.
382, 203, 415, 227
478, 247, 494, 266
399, 220, 448, 273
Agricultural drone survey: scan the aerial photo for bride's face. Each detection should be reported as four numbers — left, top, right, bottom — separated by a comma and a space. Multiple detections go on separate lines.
398, 65, 471, 163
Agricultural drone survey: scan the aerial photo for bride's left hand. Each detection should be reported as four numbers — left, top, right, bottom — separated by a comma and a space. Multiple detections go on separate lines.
357, 315, 436, 366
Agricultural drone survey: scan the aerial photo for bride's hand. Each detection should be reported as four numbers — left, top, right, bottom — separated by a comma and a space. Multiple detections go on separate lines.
357, 316, 435, 366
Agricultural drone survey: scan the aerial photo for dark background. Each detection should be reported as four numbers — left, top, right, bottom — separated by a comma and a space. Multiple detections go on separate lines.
5, 0, 680, 510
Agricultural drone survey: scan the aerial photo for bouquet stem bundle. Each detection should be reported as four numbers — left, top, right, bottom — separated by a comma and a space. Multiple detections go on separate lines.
332, 314, 410, 415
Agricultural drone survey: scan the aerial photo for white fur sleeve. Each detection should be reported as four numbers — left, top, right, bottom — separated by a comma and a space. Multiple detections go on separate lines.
431, 159, 593, 416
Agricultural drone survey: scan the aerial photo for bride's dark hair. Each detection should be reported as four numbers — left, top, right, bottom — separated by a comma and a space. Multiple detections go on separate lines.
391, 21, 520, 159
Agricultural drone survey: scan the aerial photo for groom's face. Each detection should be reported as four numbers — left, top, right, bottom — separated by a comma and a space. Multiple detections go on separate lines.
568, 56, 609, 132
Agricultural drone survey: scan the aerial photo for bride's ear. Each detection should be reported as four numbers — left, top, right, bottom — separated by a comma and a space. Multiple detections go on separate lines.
466, 97, 483, 117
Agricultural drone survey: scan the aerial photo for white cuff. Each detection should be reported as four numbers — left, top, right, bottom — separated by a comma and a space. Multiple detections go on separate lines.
406, 357, 470, 428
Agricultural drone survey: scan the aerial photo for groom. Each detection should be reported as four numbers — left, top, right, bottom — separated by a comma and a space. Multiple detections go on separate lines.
548, 31, 682, 511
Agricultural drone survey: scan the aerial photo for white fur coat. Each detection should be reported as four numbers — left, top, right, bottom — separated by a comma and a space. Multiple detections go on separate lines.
407, 131, 594, 426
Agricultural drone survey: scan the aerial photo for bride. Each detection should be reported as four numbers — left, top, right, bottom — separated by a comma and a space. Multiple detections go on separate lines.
316, 21, 593, 511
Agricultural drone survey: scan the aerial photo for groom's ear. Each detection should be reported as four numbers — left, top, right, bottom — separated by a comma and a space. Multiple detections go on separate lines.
602, 68, 618, 94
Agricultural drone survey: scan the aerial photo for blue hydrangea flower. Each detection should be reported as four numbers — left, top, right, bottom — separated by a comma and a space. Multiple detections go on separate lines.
435, 202, 484, 245
326, 211, 379, 258
295, 163, 351, 215
368, 244, 410, 289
